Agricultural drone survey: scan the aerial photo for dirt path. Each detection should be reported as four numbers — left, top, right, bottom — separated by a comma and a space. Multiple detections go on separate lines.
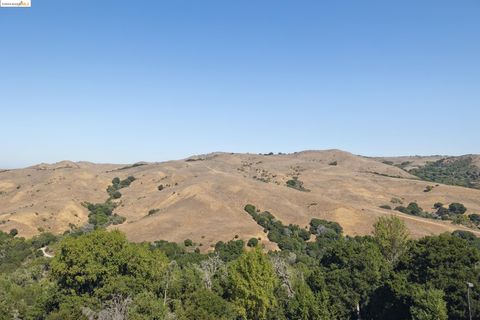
40, 246, 54, 258
392, 212, 480, 236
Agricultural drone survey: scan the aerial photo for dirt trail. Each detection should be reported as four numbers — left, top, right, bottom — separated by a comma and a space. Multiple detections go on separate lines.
40, 246, 54, 258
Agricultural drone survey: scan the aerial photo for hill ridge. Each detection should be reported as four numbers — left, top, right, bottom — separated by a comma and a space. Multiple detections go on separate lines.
1, 150, 480, 249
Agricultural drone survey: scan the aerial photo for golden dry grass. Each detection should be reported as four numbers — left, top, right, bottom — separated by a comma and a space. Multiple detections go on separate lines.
1, 151, 480, 250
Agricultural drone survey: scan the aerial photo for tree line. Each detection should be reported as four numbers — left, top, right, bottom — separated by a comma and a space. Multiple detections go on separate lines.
0, 206, 479, 319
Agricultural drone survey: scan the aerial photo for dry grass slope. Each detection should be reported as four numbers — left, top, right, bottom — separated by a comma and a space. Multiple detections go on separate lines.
1, 150, 480, 250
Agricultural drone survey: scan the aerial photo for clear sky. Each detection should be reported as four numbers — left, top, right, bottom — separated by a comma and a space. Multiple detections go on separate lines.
1, 1, 479, 168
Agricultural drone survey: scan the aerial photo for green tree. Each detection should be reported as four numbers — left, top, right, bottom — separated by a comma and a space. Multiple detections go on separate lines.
410, 286, 448, 320
399, 233, 480, 319
50, 230, 168, 297
128, 291, 166, 320
434, 202, 444, 209
112, 190, 122, 199
449, 202, 467, 214
9, 229, 18, 237
180, 289, 237, 320
284, 279, 331, 320
227, 247, 278, 320
247, 238, 259, 247
373, 215, 409, 266
320, 237, 389, 318
215, 240, 244, 262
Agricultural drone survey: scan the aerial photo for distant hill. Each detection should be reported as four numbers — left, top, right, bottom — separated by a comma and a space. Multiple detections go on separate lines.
374, 155, 480, 189
1, 150, 480, 250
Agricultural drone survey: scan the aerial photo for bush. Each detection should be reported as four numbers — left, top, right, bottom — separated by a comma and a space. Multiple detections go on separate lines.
184, 239, 193, 247
407, 203, 422, 215
329, 161, 338, 166
107, 176, 136, 198
390, 197, 403, 205
247, 238, 259, 247
434, 202, 444, 209
83, 201, 123, 228
451, 214, 469, 226
286, 178, 310, 192
112, 191, 122, 199
449, 203, 467, 215
158, 184, 164, 191
9, 229, 18, 237
309, 218, 343, 238
379, 205, 392, 210
469, 214, 480, 224
110, 214, 126, 225
244, 205, 311, 253
215, 240, 244, 262
424, 185, 434, 192
395, 203, 423, 216
244, 204, 256, 215
148, 208, 160, 216
436, 207, 450, 217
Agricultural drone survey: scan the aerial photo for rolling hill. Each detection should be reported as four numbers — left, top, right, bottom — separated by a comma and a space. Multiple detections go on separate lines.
1, 150, 480, 250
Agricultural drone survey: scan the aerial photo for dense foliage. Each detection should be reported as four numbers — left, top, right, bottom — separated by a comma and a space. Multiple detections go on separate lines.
1, 209, 480, 319
393, 201, 480, 231
409, 157, 480, 189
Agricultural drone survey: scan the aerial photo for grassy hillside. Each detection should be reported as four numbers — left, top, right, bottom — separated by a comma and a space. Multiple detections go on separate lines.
1, 151, 480, 248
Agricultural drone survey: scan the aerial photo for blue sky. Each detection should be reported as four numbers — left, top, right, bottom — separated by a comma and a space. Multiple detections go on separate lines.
1, 1, 479, 168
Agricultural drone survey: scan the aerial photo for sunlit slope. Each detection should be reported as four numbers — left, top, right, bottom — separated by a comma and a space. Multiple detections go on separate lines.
1, 150, 480, 249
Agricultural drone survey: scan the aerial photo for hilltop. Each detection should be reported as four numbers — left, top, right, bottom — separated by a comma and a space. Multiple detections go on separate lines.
1, 150, 480, 249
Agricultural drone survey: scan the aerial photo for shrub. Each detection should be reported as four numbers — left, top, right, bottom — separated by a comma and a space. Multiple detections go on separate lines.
436, 207, 450, 217
148, 208, 160, 216
215, 240, 245, 262
110, 214, 126, 225
469, 214, 480, 224
329, 161, 338, 166
395, 202, 423, 216
112, 191, 122, 199
451, 214, 470, 226
184, 239, 193, 247
158, 184, 164, 191
424, 186, 434, 192
108, 176, 136, 197
309, 218, 343, 238
379, 205, 392, 210
449, 203, 467, 215
83, 201, 123, 228
9, 229, 18, 237
390, 197, 403, 205
247, 238, 259, 247
244, 204, 256, 216
434, 202, 444, 209
286, 178, 310, 192
245, 205, 312, 252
